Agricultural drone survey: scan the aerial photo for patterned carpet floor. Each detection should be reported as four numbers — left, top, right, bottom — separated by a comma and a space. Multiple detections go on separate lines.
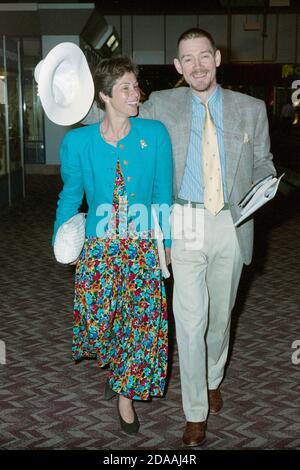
0, 174, 299, 450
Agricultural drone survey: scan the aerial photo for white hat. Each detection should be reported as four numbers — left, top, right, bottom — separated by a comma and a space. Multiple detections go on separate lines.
34, 42, 94, 126
54, 213, 86, 264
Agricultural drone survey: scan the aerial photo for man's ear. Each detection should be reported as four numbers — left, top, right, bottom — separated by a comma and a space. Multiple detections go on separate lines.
215, 49, 221, 68
174, 58, 183, 75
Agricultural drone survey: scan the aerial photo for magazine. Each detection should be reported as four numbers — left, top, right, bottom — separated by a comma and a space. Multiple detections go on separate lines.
234, 174, 284, 227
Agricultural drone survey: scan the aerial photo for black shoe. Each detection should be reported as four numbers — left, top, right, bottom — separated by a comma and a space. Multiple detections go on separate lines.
117, 400, 140, 435
104, 379, 117, 400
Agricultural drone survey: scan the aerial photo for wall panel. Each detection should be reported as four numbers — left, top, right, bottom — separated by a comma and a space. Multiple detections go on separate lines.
133, 16, 164, 64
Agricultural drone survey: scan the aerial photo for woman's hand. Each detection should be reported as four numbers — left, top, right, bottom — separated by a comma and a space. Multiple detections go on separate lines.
165, 248, 171, 266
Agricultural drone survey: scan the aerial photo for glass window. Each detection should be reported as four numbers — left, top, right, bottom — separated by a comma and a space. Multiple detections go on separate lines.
0, 36, 9, 208
0, 37, 7, 178
22, 37, 44, 164
6, 37, 22, 174
5, 36, 24, 203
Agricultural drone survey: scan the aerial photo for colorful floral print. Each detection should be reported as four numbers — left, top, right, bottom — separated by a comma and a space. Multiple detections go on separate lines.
72, 162, 168, 400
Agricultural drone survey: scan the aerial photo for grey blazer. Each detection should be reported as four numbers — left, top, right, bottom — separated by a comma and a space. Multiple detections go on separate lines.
139, 86, 276, 265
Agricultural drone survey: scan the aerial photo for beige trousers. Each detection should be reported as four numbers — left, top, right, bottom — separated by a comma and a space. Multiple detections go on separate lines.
171, 204, 243, 422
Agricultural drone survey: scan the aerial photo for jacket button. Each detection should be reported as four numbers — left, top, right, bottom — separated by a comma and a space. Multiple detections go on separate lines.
123, 160, 128, 165
127, 176, 132, 182
119, 144, 124, 150
130, 192, 135, 197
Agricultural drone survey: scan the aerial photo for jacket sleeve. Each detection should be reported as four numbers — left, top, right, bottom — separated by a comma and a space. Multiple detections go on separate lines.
52, 132, 84, 245
152, 122, 173, 248
252, 101, 276, 183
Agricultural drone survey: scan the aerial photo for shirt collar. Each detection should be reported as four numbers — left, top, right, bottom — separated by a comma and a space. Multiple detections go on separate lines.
192, 85, 221, 108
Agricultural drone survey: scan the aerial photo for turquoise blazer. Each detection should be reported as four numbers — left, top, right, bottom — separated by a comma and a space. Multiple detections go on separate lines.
53, 118, 173, 247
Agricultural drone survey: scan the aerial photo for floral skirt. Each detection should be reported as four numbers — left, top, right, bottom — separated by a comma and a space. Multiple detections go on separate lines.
73, 235, 168, 400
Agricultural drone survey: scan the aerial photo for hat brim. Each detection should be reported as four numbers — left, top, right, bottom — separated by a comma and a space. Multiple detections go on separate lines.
37, 42, 94, 126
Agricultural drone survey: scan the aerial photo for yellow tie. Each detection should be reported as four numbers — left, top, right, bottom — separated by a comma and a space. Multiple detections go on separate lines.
202, 102, 224, 215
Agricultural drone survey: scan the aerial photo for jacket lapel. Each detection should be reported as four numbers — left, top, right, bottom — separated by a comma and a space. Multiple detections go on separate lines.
173, 88, 193, 194
222, 88, 244, 197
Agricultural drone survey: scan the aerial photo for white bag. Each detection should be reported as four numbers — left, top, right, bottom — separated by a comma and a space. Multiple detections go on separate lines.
54, 213, 86, 264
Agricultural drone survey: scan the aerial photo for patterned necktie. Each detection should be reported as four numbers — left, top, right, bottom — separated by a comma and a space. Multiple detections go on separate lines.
202, 102, 224, 215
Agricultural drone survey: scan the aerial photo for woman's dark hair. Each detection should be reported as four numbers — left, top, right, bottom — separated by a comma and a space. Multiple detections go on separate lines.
93, 56, 139, 110
177, 28, 217, 55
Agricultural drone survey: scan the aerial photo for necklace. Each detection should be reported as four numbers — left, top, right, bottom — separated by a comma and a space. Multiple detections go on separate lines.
100, 121, 130, 143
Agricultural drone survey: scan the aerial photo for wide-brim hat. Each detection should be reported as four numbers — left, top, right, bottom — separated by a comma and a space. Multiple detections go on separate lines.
34, 42, 94, 126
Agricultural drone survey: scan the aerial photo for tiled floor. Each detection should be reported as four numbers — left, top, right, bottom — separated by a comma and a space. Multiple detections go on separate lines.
0, 174, 299, 450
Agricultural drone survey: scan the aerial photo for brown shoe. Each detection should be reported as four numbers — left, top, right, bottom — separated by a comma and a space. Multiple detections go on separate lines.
209, 389, 223, 414
182, 421, 206, 447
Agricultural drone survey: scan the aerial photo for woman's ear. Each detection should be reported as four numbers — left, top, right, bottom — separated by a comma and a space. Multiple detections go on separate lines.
99, 91, 109, 105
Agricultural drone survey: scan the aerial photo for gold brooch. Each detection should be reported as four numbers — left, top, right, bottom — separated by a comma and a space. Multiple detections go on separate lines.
140, 139, 148, 149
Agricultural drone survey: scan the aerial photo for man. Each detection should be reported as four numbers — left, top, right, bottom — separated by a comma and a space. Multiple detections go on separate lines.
138, 28, 276, 447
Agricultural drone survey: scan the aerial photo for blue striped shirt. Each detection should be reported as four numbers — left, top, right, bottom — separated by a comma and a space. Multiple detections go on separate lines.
178, 85, 228, 203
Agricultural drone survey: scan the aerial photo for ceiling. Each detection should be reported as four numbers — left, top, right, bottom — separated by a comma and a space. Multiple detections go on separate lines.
76, 0, 299, 14
9, 1, 300, 14
0, 3, 94, 35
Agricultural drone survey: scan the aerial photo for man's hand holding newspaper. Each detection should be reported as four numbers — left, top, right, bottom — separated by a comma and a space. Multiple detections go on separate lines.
234, 174, 284, 227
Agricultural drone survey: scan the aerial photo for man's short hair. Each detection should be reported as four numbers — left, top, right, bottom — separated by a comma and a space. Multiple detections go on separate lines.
177, 28, 217, 55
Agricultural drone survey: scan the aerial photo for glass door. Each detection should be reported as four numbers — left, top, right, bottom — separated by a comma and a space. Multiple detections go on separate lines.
0, 36, 9, 208
5, 37, 24, 203
22, 38, 44, 164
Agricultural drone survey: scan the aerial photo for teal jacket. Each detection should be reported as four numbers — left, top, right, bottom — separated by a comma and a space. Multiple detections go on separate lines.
53, 118, 173, 247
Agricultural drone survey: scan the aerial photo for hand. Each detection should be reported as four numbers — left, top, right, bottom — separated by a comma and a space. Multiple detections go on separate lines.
165, 248, 171, 266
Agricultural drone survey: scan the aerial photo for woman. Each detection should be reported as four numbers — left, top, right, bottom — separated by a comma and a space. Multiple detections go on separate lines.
53, 57, 172, 434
